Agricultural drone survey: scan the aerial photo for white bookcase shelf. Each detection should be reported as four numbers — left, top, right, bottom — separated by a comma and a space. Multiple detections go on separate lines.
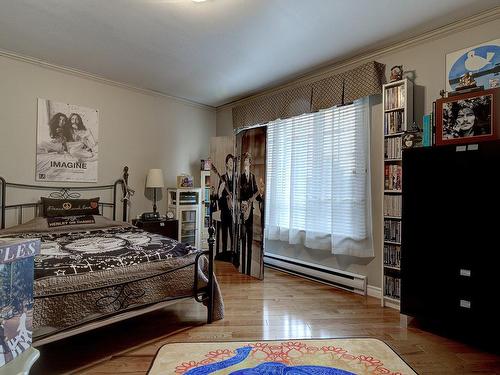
167, 188, 202, 249
381, 78, 413, 309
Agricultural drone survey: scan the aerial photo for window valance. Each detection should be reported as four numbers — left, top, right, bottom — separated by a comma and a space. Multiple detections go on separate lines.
232, 61, 385, 129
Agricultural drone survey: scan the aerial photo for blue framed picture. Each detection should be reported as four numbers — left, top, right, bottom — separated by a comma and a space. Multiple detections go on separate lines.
446, 38, 500, 92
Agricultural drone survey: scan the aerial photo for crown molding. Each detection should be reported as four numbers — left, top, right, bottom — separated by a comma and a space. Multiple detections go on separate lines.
0, 48, 215, 112
217, 6, 500, 111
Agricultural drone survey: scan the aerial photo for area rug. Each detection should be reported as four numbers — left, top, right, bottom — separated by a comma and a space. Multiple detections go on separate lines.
148, 338, 416, 374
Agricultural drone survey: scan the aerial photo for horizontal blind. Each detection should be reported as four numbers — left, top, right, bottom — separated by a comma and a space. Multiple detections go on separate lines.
266, 98, 369, 250
332, 99, 368, 240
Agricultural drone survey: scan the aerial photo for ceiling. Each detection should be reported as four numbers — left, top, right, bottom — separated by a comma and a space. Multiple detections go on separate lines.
0, 0, 498, 107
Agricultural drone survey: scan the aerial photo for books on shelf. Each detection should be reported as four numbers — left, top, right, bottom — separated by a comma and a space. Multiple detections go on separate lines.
384, 85, 405, 110
384, 111, 404, 134
382, 78, 412, 309
383, 195, 402, 217
384, 137, 402, 159
384, 219, 401, 243
384, 275, 401, 299
384, 164, 402, 191
384, 244, 401, 268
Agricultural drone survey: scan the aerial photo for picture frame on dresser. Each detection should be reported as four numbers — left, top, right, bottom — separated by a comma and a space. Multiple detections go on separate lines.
435, 88, 498, 145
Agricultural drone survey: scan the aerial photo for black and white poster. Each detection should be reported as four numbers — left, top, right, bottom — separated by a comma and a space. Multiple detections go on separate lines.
36, 98, 99, 182
209, 136, 235, 263
442, 94, 492, 140
234, 127, 266, 280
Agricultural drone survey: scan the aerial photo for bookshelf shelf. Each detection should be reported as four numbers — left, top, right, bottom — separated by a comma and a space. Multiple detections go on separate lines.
383, 265, 401, 271
384, 132, 405, 138
384, 240, 401, 245
382, 77, 413, 309
383, 295, 401, 303
384, 107, 405, 113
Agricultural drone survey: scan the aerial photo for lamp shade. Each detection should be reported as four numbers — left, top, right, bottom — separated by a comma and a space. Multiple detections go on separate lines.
146, 169, 165, 188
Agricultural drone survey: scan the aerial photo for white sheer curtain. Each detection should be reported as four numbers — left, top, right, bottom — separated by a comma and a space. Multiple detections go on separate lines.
265, 97, 373, 257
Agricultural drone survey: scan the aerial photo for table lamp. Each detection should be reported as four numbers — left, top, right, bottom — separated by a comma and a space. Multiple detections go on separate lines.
146, 169, 164, 213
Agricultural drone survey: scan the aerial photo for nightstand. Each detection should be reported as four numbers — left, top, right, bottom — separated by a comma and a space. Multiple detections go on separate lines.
132, 219, 178, 241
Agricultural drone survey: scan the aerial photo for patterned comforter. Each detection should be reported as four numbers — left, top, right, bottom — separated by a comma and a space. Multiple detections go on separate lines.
2, 223, 224, 337
13, 227, 196, 279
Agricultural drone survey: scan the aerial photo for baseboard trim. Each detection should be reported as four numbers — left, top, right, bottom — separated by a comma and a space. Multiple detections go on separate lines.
367, 285, 382, 299
264, 253, 366, 295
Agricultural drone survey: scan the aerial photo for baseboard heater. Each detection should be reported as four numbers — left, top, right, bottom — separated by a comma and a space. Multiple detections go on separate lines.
263, 253, 367, 295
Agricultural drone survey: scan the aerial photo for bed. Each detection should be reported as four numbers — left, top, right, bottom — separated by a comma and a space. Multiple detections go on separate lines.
0, 167, 223, 346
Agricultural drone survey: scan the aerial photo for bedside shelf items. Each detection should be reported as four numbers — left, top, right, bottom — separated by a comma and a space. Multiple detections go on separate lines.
381, 77, 413, 309
132, 218, 178, 241
167, 188, 202, 248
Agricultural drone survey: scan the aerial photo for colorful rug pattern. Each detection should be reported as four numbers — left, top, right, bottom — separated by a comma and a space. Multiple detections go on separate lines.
149, 339, 416, 374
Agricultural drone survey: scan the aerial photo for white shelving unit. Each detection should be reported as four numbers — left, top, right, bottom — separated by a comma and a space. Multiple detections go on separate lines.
200, 170, 211, 250
381, 78, 413, 309
167, 188, 202, 249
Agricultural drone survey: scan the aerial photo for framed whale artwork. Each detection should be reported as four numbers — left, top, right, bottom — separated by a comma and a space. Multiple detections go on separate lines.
446, 38, 500, 93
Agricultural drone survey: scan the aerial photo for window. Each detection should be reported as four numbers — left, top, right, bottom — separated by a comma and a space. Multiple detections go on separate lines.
265, 97, 373, 257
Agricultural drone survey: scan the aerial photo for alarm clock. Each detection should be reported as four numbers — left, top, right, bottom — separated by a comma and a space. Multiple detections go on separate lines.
166, 210, 175, 220
140, 211, 160, 221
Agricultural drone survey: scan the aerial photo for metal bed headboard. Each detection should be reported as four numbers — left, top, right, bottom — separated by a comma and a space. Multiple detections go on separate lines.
0, 166, 130, 229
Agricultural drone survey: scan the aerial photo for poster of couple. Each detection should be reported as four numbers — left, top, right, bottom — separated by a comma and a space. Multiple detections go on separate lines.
36, 98, 99, 182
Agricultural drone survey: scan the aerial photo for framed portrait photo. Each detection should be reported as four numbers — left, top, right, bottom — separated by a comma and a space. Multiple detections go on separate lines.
435, 88, 498, 146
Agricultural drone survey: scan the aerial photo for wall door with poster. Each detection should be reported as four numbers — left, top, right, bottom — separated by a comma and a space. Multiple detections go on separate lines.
209, 136, 236, 263
234, 127, 266, 279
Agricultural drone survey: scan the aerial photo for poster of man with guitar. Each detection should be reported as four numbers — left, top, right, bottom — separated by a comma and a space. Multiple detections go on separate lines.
239, 152, 265, 276
214, 154, 235, 261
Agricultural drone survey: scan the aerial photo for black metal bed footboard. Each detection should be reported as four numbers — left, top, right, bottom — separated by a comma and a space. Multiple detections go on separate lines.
194, 226, 216, 323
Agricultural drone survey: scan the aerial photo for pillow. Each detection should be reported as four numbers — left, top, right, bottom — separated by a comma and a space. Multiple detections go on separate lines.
41, 197, 100, 217
0, 215, 130, 235
46, 215, 96, 228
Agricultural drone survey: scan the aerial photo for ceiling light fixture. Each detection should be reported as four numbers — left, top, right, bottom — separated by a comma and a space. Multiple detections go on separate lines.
192, 0, 207, 2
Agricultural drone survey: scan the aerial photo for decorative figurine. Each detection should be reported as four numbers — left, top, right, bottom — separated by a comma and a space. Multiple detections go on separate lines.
389, 65, 403, 82
447, 72, 483, 97
402, 122, 422, 149
456, 72, 477, 90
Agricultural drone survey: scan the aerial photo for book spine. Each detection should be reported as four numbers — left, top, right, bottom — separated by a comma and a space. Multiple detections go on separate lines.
422, 114, 430, 147
432, 101, 436, 146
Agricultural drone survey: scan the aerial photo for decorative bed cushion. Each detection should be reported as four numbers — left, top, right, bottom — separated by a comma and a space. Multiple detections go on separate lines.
0, 216, 130, 235
46, 215, 96, 228
41, 197, 100, 217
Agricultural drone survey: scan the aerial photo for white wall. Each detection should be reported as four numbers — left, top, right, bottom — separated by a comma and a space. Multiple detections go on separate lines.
215, 17, 500, 288
0, 54, 216, 222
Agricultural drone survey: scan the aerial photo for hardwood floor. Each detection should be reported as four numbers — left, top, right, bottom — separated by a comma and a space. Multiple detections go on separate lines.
31, 262, 500, 374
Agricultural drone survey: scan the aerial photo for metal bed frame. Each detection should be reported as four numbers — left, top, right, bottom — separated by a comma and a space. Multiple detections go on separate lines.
0, 166, 215, 346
